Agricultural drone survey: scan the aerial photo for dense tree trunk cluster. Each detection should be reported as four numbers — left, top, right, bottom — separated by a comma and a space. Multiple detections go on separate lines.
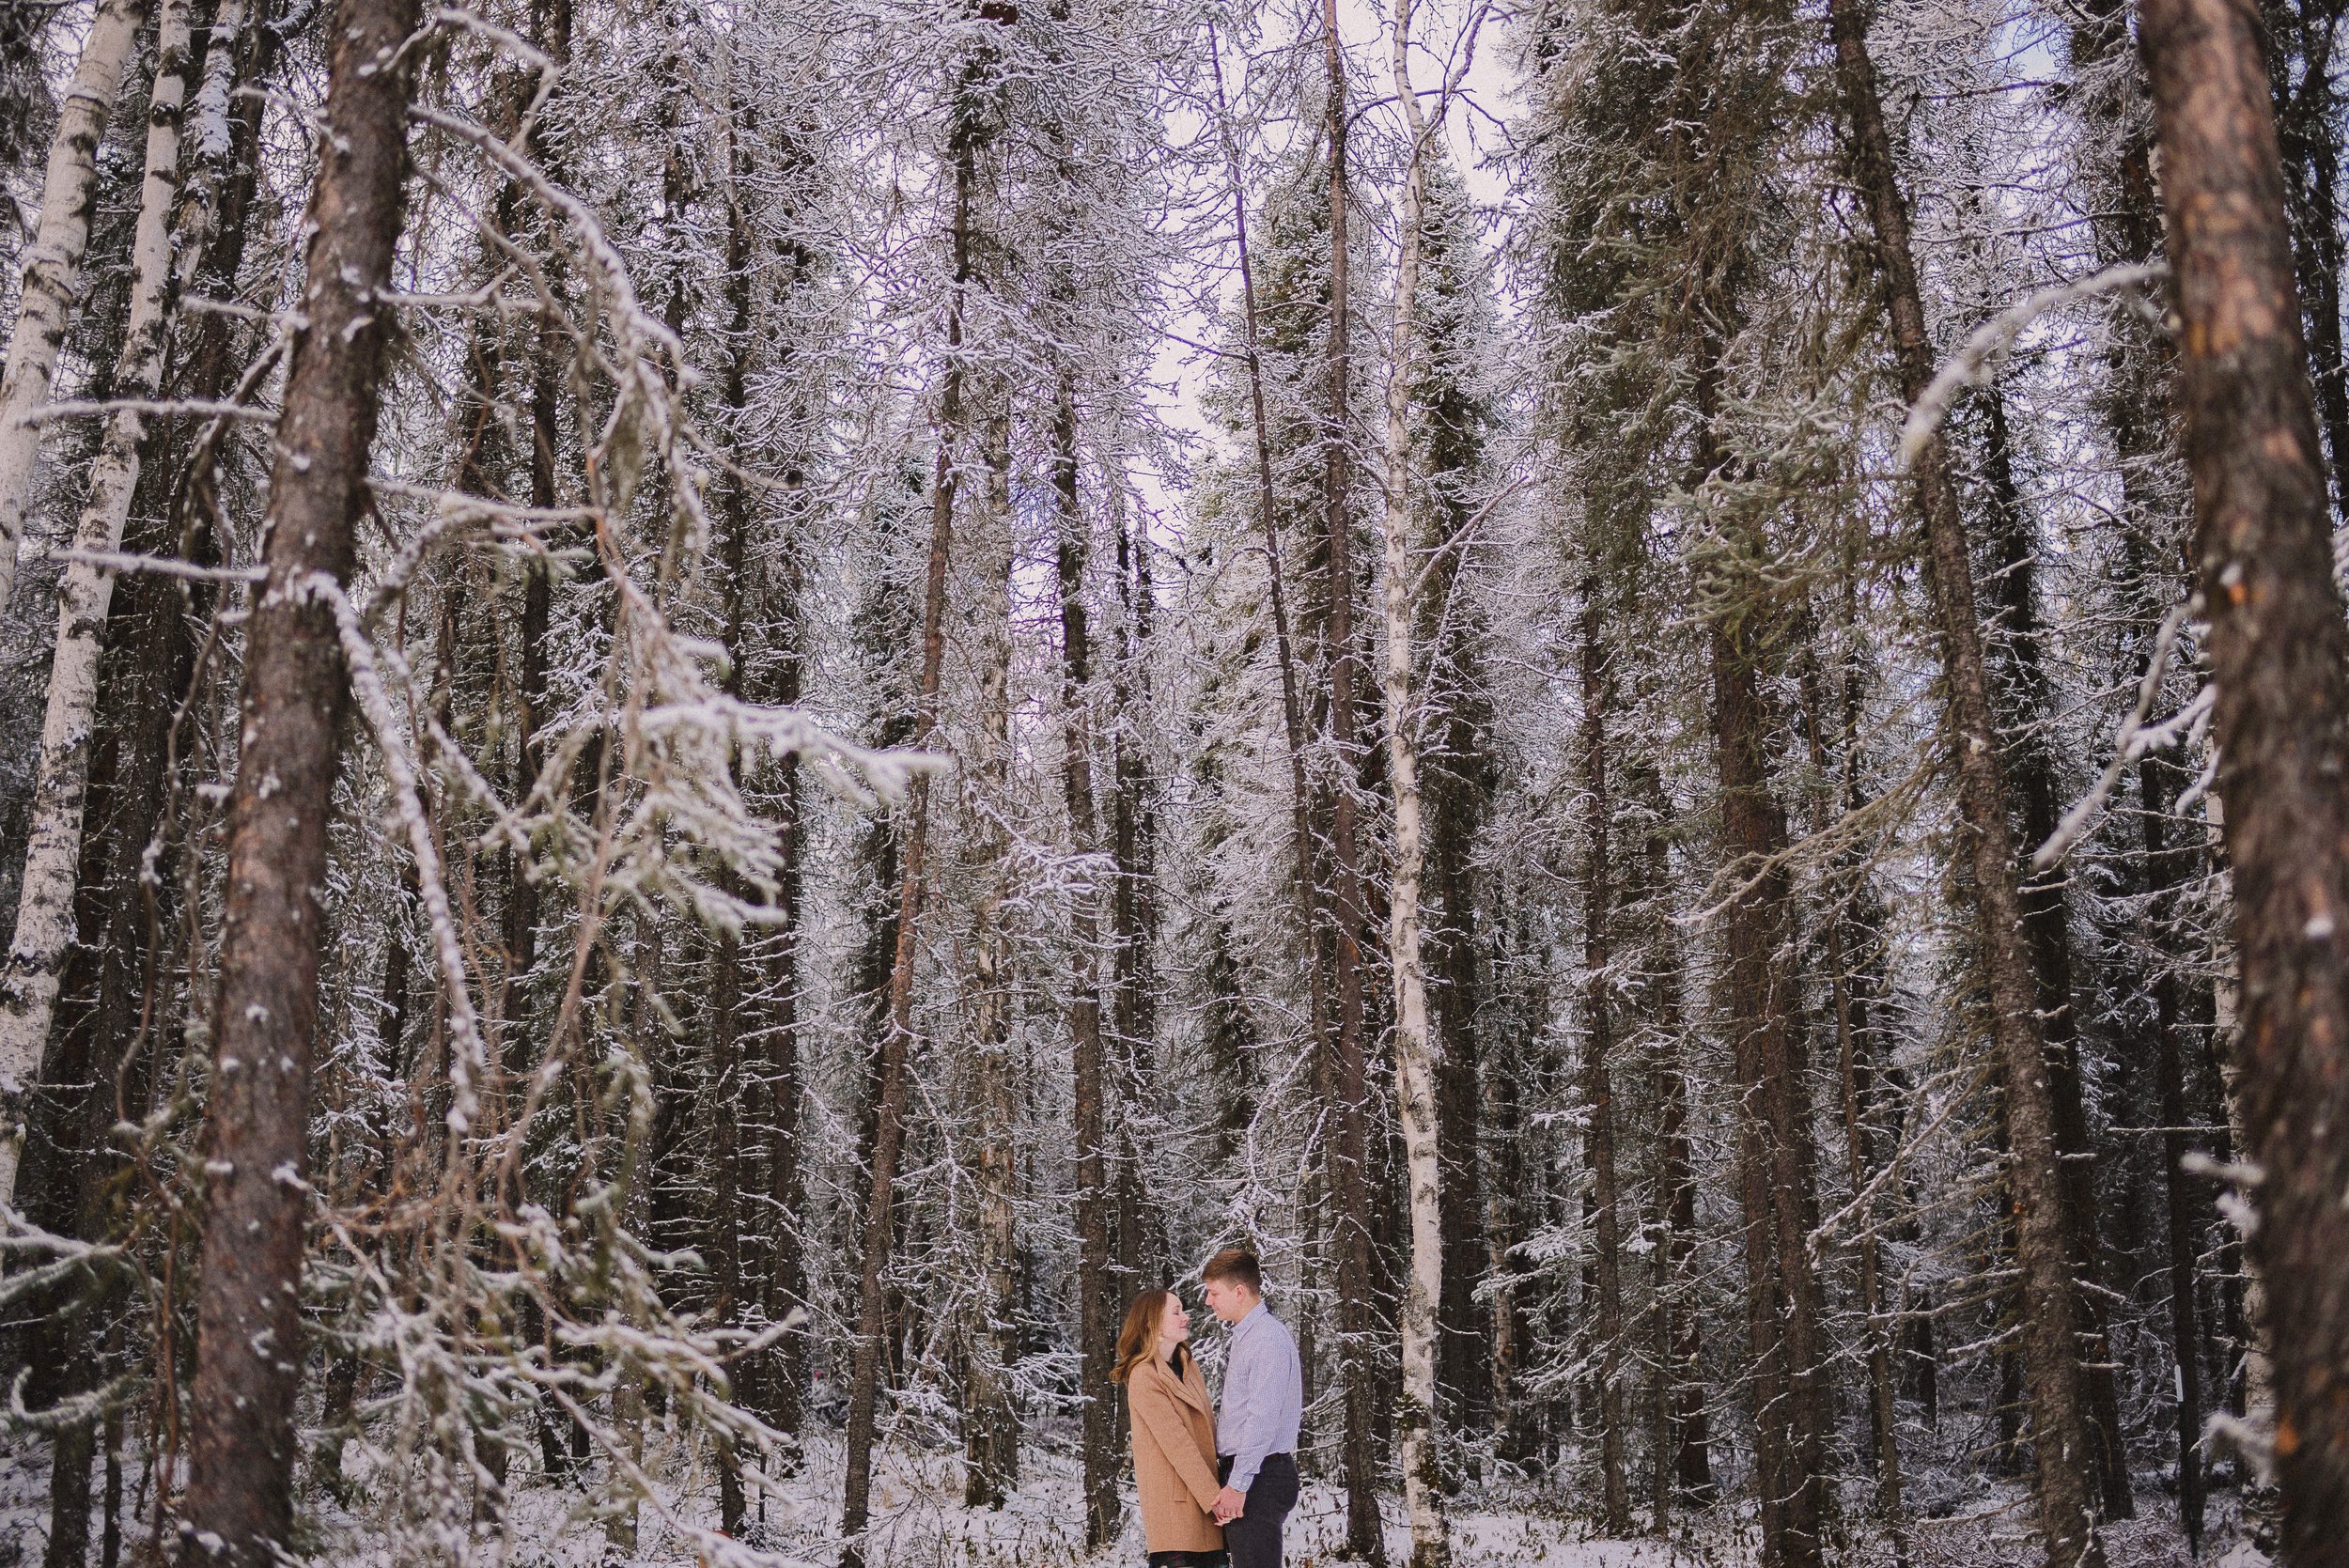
3, 0, 2349, 1563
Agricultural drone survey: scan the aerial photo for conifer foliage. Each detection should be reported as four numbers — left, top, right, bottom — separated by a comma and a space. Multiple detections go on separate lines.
1, 0, 2346, 1562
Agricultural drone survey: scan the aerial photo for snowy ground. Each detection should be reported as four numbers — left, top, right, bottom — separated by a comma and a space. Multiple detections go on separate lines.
0, 1432, 2264, 1568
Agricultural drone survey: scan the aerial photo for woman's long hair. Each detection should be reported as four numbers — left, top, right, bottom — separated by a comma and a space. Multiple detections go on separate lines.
1112, 1288, 1175, 1385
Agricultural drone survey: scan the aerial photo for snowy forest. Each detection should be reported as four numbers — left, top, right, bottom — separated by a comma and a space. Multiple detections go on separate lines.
4, 0, 2349, 1561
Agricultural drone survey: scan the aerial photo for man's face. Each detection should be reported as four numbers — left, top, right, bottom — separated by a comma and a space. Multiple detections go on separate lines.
1204, 1276, 1257, 1324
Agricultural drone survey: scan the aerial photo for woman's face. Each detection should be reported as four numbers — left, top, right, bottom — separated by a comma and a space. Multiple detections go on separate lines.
1158, 1294, 1192, 1348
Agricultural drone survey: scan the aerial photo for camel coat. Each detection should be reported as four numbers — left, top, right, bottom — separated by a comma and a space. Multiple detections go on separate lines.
1126, 1348, 1226, 1555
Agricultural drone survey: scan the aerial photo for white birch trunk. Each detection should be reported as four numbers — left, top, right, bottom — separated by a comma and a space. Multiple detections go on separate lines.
0, 0, 154, 613
1382, 4, 1449, 1562
0, 0, 202, 1213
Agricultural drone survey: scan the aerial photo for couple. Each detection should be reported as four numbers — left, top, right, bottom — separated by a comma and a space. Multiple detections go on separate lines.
1112, 1249, 1301, 1568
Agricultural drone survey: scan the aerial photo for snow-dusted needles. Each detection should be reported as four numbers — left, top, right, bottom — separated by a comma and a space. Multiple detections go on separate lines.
1898, 261, 2170, 471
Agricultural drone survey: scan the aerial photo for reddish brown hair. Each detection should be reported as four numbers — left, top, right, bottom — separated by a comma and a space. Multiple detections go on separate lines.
1112, 1288, 1174, 1385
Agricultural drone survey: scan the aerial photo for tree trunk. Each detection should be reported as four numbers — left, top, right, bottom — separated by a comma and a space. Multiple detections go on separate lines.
1320, 2, 1381, 1553
2267, 0, 2349, 519
1708, 611, 1829, 1568
1799, 644, 1907, 1545
1823, 6, 2104, 1560
2141, 755, 2208, 1554
1380, 15, 1450, 1557
761, 601, 809, 1450
706, 96, 769, 1529
0, 0, 203, 1207
1050, 366, 1119, 1544
498, 0, 568, 1110
1204, 18, 1334, 1227
0, 0, 160, 1207
12, 0, 204, 1528
2067, 8, 2220, 1534
609, 930, 661, 1560
958, 392, 1021, 1513
1691, 331, 1828, 1568
2135, 0, 2349, 1556
1428, 748, 1486, 1446
0, 0, 153, 613
1414, 193, 1495, 1470
712, 88, 811, 1456
839, 23, 987, 1555
1482, 1027, 1522, 1465
1575, 596, 1631, 1536
1978, 386, 2135, 1521
963, 918, 1019, 1508
179, 0, 420, 1554
835, 390, 951, 1558
1111, 489, 1161, 1303
1630, 768, 1711, 1516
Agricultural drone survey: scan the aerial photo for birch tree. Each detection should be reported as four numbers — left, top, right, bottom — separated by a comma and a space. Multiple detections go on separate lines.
0, 0, 203, 1211
1380, 2, 1450, 1561
0, 0, 152, 613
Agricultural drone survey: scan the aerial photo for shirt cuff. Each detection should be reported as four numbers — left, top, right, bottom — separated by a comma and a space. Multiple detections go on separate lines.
1226, 1453, 1263, 1494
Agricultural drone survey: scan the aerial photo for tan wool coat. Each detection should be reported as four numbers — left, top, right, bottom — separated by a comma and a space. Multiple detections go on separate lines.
1126, 1348, 1225, 1555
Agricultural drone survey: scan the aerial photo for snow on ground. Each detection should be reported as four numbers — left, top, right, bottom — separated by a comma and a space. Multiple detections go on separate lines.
0, 1432, 2263, 1568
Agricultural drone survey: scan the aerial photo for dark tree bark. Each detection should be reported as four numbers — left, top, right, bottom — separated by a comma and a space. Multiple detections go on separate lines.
839, 19, 991, 1559
730, 105, 814, 1455
1428, 759, 1487, 1443
1419, 331, 1495, 1451
1691, 333, 1828, 1568
179, 0, 420, 1555
2266, 0, 2349, 518
1628, 763, 1711, 1516
1977, 386, 2135, 1520
1318, 0, 1382, 1554
1797, 642, 1907, 1542
1824, 5, 2104, 1561
1708, 612, 1829, 1568
1577, 595, 1630, 1534
1114, 503, 1165, 1290
760, 619, 810, 1451
2136, 0, 2349, 1557
708, 147, 761, 1531
2142, 755, 2208, 1553
1204, 21, 1333, 1224
1482, 1021, 1526, 1466
1053, 365, 1119, 1546
1112, 494, 1164, 1301
498, 0, 568, 1096
2065, 7, 2227, 1531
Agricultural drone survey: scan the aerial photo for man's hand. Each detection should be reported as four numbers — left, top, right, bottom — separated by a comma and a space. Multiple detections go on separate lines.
1212, 1485, 1247, 1525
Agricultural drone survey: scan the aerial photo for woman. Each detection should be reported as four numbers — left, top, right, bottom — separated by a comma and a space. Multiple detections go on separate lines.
1112, 1287, 1227, 1566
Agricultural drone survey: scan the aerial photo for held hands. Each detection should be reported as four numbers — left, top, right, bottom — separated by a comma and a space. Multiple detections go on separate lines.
1212, 1486, 1247, 1526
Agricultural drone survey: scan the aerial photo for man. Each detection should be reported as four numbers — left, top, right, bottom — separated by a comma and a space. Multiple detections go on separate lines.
1202, 1248, 1302, 1568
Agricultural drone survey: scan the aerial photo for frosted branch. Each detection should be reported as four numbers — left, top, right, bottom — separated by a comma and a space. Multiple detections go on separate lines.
1899, 261, 2170, 468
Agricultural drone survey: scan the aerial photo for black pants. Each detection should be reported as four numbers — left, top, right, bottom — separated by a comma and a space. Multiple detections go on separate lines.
1216, 1452, 1299, 1568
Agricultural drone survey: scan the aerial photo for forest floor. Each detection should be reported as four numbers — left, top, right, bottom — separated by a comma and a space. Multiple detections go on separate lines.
0, 1435, 2263, 1568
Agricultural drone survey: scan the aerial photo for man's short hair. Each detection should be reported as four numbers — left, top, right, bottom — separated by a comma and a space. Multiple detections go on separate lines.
1203, 1248, 1262, 1296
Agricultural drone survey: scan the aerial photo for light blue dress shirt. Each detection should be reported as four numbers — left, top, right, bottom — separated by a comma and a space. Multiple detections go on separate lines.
1215, 1300, 1302, 1493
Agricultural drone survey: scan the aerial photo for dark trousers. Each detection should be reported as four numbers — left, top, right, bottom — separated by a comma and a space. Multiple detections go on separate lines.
1216, 1452, 1299, 1568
